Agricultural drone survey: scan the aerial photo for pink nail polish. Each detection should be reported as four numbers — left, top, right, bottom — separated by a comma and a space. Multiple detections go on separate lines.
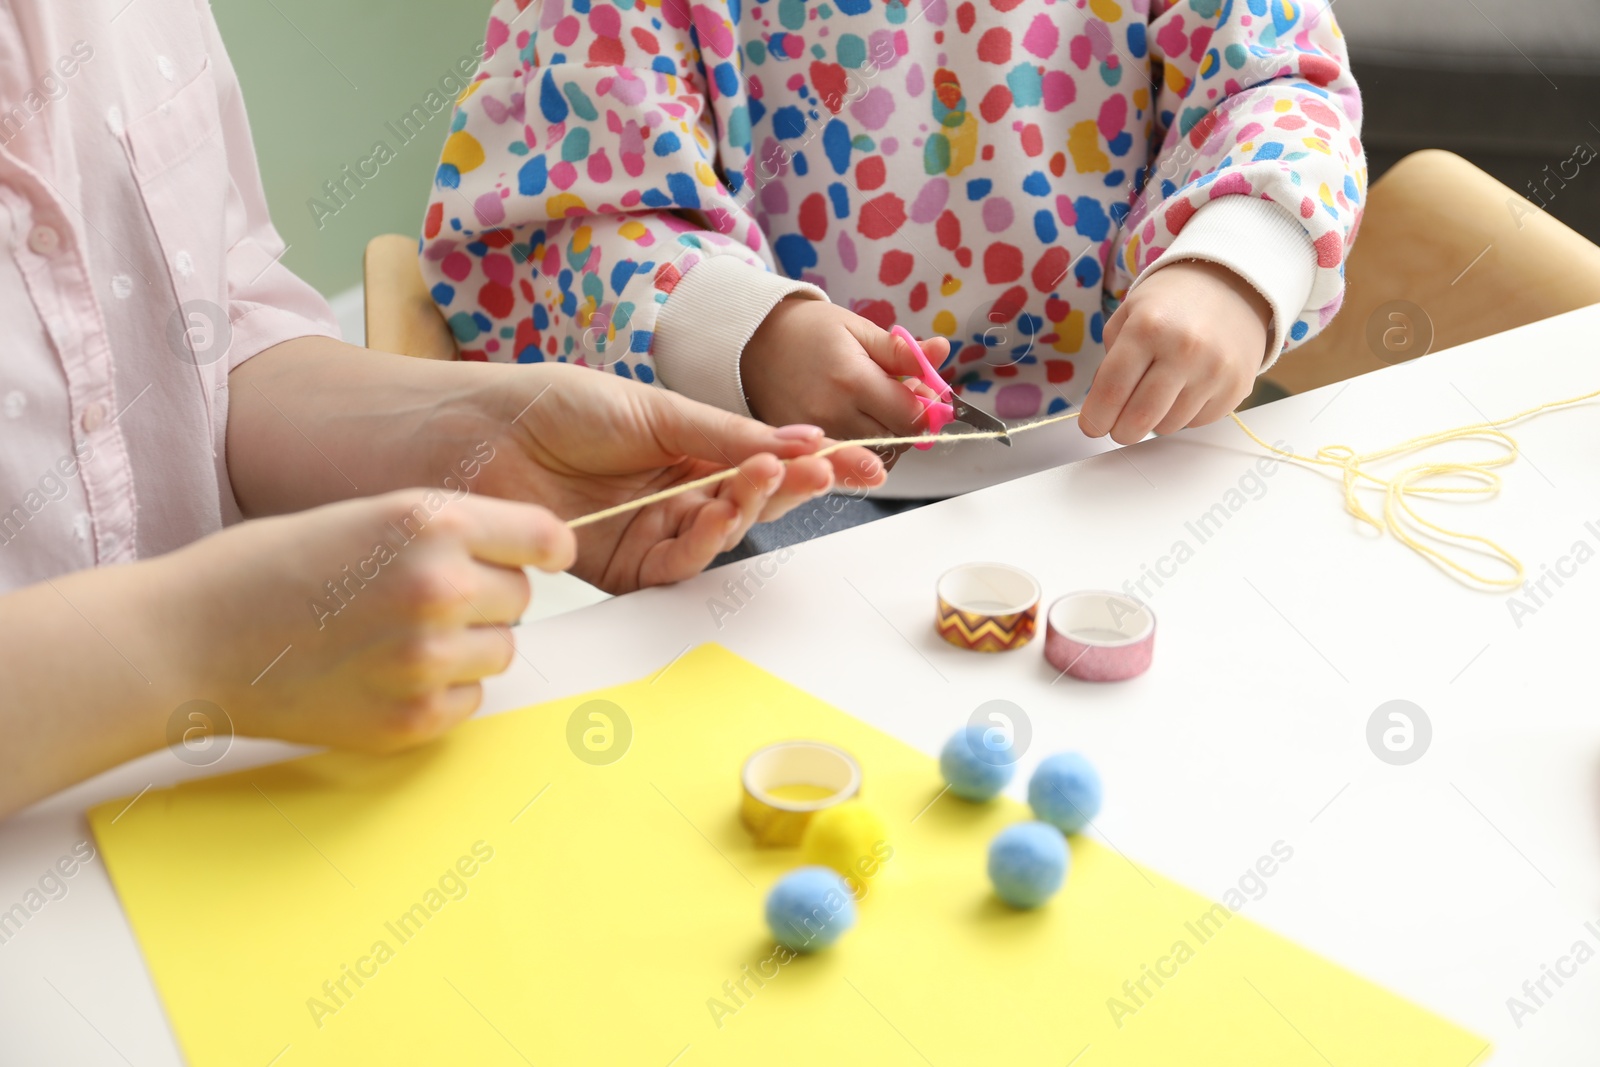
774, 424, 824, 441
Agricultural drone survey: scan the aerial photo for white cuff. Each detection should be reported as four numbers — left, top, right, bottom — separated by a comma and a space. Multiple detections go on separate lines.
652, 256, 829, 416
1131, 196, 1316, 370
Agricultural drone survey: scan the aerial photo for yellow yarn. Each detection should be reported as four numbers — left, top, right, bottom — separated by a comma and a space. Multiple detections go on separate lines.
567, 389, 1600, 592
1223, 387, 1600, 589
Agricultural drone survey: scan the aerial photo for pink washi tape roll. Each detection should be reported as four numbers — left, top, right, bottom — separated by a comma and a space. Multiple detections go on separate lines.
1044, 591, 1156, 681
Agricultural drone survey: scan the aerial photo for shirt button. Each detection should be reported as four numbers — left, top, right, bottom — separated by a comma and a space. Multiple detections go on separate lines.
27, 224, 61, 257
81, 401, 107, 433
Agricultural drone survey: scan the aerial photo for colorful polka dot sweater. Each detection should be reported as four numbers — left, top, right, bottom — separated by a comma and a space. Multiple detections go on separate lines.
422, 0, 1364, 476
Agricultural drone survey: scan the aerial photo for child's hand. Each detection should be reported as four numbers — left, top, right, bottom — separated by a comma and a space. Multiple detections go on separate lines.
741, 298, 942, 447
1079, 261, 1272, 445
168, 491, 576, 753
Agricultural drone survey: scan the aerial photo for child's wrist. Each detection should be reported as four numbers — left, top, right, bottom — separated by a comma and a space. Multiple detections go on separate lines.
740, 297, 808, 421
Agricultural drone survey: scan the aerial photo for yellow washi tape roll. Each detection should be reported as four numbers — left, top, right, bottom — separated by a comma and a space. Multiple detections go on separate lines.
740, 741, 862, 847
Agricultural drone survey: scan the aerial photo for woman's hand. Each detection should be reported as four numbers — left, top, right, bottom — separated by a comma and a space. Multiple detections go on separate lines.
0, 489, 575, 815
463, 363, 888, 593
230, 341, 886, 595
172, 490, 574, 751
3, 366, 887, 816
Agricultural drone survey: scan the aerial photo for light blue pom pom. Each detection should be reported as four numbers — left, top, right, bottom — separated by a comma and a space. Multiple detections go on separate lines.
939, 724, 1017, 801
765, 866, 857, 953
1028, 752, 1103, 834
988, 821, 1069, 908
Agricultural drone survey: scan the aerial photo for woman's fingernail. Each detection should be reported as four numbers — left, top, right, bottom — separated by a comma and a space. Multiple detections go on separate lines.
774, 424, 824, 441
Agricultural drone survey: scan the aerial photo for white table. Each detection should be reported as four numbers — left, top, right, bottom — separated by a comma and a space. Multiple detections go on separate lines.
6, 305, 1600, 1065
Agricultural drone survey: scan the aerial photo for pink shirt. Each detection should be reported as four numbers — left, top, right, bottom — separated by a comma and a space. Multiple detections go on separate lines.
0, 0, 336, 594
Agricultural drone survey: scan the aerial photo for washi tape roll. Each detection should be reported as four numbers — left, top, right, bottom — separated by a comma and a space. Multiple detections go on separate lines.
935, 562, 1041, 652
1044, 590, 1156, 681
740, 741, 862, 846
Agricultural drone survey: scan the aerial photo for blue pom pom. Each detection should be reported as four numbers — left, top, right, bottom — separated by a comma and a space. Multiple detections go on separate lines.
988, 821, 1068, 908
765, 867, 857, 953
1028, 752, 1103, 834
939, 725, 1017, 802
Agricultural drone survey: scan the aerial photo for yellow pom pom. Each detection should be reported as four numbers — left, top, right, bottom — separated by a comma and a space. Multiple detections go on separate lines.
801, 802, 891, 890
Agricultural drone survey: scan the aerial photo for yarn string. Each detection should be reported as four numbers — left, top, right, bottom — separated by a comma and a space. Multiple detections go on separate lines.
568, 388, 1600, 592
564, 411, 1079, 530
1226, 386, 1600, 589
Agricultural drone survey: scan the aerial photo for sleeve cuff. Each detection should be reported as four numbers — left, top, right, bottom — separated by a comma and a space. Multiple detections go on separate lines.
651, 255, 829, 416
225, 302, 339, 372
1130, 196, 1316, 370
225, 234, 341, 370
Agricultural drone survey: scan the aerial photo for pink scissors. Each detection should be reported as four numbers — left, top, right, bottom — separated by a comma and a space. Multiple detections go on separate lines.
890, 325, 1013, 450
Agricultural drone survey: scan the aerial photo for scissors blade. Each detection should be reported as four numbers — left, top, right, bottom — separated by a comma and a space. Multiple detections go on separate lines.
949, 396, 1012, 446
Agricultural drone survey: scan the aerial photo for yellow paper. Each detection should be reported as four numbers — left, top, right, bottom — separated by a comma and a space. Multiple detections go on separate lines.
91, 645, 1486, 1065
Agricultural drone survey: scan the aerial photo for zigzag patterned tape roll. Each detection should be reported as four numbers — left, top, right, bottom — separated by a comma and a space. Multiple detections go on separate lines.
934, 563, 1041, 653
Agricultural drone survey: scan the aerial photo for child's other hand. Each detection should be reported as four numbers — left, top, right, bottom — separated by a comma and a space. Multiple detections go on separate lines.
169, 491, 576, 753
1079, 261, 1272, 445
741, 298, 942, 450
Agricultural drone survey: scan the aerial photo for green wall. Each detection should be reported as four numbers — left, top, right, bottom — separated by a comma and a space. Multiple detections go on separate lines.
213, 0, 492, 296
